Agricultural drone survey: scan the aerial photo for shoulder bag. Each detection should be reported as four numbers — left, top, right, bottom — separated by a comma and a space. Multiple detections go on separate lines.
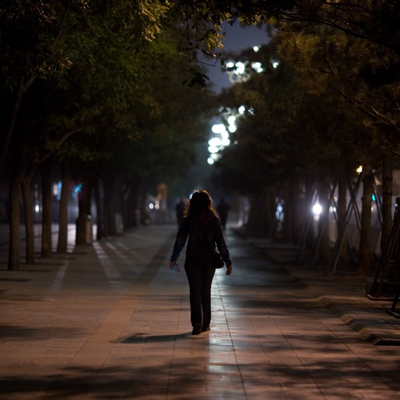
198, 222, 224, 269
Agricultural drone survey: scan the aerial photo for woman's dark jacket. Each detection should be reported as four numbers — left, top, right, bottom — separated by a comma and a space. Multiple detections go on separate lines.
170, 211, 231, 267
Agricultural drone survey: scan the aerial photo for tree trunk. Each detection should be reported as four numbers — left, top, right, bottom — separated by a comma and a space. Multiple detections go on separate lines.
57, 161, 71, 253
266, 186, 277, 239
76, 173, 94, 245
104, 178, 117, 236
304, 175, 315, 251
316, 178, 330, 265
381, 154, 393, 255
0, 78, 24, 179
291, 180, 303, 245
357, 165, 373, 276
8, 171, 22, 270
21, 172, 35, 264
246, 187, 273, 236
283, 176, 301, 244
76, 197, 88, 245
40, 160, 53, 258
336, 169, 349, 268
127, 181, 139, 229
282, 180, 292, 243
94, 176, 104, 240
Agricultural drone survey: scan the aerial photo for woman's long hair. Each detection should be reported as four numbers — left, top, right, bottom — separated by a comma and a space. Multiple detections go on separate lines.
184, 190, 217, 218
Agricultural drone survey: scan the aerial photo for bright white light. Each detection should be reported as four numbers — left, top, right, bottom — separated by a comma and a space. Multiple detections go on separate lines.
329, 206, 337, 213
272, 61, 279, 68
208, 146, 219, 153
212, 124, 227, 134
208, 137, 221, 147
207, 157, 215, 165
238, 105, 246, 114
356, 165, 363, 174
312, 203, 322, 215
227, 116, 236, 125
248, 107, 255, 115
52, 183, 58, 197
35, 204, 40, 213
235, 62, 246, 75
221, 131, 229, 139
226, 61, 235, 69
149, 203, 154, 210
253, 46, 260, 53
251, 62, 264, 73
228, 125, 237, 133
211, 153, 219, 160
221, 138, 231, 146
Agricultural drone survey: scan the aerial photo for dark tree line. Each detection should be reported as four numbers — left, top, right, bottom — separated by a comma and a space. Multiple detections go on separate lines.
3, 0, 400, 277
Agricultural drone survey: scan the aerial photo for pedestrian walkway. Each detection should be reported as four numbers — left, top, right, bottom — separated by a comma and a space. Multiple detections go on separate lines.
0, 225, 399, 399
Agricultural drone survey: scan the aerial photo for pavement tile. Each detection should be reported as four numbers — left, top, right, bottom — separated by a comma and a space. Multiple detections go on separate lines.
1, 224, 400, 399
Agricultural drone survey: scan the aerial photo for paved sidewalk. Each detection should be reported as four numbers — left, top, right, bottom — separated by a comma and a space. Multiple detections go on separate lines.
0, 225, 399, 399
251, 239, 400, 346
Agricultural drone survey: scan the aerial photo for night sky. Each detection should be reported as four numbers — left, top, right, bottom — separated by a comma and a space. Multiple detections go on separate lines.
204, 22, 270, 93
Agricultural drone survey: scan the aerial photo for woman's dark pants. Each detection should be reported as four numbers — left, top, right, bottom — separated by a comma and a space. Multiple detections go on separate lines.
185, 264, 216, 329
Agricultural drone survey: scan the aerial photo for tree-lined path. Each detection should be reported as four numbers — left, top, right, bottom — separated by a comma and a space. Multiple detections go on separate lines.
0, 225, 399, 399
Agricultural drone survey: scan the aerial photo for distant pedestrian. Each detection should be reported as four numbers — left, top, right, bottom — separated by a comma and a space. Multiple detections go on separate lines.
169, 190, 232, 335
175, 198, 185, 227
217, 198, 230, 231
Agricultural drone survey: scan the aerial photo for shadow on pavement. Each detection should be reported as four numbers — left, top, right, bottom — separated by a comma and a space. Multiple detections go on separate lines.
119, 332, 191, 343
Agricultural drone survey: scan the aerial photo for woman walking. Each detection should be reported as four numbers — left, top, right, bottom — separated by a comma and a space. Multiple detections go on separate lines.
169, 190, 232, 335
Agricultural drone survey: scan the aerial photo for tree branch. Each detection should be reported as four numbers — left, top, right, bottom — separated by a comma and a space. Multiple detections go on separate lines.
39, 128, 83, 165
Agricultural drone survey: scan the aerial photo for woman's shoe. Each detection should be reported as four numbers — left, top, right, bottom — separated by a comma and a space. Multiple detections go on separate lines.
192, 324, 202, 335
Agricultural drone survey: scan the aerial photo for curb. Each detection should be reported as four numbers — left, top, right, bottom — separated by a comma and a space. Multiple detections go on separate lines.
317, 295, 400, 346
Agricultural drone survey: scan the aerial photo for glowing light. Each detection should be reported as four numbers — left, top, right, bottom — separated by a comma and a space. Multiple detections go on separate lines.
208, 137, 221, 147
207, 157, 215, 165
208, 146, 219, 153
312, 203, 322, 215
221, 131, 229, 139
356, 165, 363, 174
74, 184, 82, 193
35, 204, 40, 213
226, 61, 235, 69
272, 61, 279, 68
149, 203, 154, 210
227, 116, 236, 125
238, 105, 246, 114
235, 62, 245, 75
329, 206, 337, 213
253, 46, 260, 52
221, 138, 231, 146
212, 124, 227, 134
228, 125, 237, 133
52, 183, 59, 197
251, 62, 264, 73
